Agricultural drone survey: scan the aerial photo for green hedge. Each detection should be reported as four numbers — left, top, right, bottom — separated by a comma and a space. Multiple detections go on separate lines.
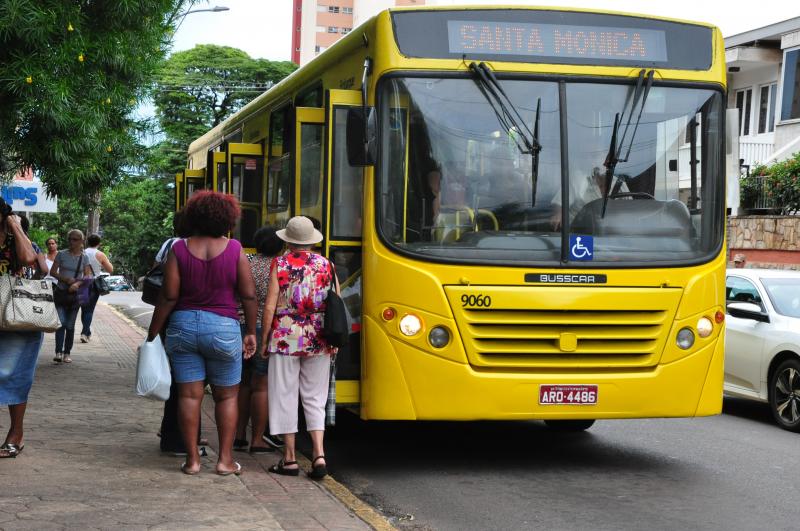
743, 152, 800, 214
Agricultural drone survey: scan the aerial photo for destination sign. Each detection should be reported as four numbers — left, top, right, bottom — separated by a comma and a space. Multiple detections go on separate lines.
447, 21, 667, 62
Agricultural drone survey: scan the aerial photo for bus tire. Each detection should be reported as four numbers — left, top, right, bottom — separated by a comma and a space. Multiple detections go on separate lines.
544, 419, 595, 431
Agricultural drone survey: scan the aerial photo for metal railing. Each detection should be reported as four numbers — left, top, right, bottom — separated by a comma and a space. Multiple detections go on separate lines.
739, 141, 774, 168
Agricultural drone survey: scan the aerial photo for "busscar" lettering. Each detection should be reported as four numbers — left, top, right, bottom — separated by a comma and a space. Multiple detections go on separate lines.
524, 273, 608, 284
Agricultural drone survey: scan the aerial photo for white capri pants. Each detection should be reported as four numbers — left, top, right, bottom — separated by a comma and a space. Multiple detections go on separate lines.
268, 354, 331, 435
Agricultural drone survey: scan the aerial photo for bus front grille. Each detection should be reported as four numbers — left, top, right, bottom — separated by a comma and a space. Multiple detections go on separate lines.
445, 286, 682, 370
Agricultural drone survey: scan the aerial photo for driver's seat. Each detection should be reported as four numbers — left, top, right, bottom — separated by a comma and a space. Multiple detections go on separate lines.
571, 198, 692, 238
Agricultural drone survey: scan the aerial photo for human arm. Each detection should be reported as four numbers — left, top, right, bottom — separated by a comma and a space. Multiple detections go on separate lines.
97, 250, 114, 274
146, 251, 180, 341
35, 250, 49, 278
258, 267, 279, 357
6, 215, 36, 266
237, 250, 257, 359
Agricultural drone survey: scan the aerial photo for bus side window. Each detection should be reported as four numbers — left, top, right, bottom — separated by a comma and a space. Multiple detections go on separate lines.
268, 106, 292, 213
331, 107, 363, 238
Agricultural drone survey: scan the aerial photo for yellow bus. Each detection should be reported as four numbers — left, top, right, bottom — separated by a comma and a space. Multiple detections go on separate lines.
177, 6, 728, 429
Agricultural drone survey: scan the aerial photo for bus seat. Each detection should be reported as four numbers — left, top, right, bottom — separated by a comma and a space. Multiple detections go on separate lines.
571, 198, 692, 239
433, 207, 473, 242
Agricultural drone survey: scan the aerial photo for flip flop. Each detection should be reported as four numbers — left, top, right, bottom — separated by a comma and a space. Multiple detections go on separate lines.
0, 443, 24, 458
180, 462, 200, 475
216, 462, 242, 476
308, 455, 327, 480
233, 438, 248, 451
269, 459, 299, 476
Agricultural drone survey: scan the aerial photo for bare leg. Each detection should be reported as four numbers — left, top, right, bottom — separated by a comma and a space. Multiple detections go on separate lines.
4, 403, 26, 445
249, 373, 269, 449
177, 381, 205, 472
211, 384, 240, 473
281, 433, 298, 468
309, 430, 326, 466
235, 378, 251, 442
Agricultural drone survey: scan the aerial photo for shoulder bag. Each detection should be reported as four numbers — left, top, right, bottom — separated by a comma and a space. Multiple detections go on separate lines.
0, 275, 60, 332
142, 238, 176, 306
53, 254, 83, 308
322, 262, 349, 348
93, 275, 111, 296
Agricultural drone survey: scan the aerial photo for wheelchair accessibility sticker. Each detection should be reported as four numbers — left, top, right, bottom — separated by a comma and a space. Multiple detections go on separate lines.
569, 235, 593, 261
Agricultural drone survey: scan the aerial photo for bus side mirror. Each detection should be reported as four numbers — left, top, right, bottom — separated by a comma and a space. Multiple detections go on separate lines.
346, 106, 376, 167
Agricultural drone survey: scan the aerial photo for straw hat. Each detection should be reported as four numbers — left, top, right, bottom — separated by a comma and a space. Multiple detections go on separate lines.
276, 216, 323, 245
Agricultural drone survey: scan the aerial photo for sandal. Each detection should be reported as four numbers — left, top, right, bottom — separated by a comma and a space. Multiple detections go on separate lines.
308, 455, 327, 480
269, 459, 299, 476
0, 442, 24, 458
216, 462, 242, 476
233, 438, 248, 451
63, 355, 72, 364
180, 462, 200, 475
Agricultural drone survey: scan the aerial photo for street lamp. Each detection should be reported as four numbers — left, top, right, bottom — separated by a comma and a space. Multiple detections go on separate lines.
175, 5, 230, 32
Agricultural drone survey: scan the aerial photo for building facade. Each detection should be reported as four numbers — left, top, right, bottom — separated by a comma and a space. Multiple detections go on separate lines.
292, 0, 426, 66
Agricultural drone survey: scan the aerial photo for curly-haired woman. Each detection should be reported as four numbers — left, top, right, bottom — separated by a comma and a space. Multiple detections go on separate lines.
148, 191, 258, 476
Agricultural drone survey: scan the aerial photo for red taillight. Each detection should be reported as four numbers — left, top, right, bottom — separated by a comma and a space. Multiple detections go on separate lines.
715, 311, 725, 323
382, 307, 396, 321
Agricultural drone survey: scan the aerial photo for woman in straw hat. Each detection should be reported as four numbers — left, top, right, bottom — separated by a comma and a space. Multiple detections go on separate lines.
259, 216, 339, 479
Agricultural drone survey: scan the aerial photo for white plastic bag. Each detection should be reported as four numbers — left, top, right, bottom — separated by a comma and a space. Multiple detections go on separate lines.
135, 336, 171, 401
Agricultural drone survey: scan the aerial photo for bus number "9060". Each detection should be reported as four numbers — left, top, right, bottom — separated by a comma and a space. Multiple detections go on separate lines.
461, 294, 492, 307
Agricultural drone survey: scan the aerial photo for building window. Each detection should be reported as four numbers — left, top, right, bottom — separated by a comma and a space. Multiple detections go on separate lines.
735, 88, 753, 136
317, 5, 328, 12
757, 82, 777, 134
328, 26, 338, 33
328, 6, 340, 13
314, 45, 326, 54
341, 27, 350, 34
780, 48, 800, 121
343, 7, 353, 14
315, 45, 321, 53
316, 25, 326, 33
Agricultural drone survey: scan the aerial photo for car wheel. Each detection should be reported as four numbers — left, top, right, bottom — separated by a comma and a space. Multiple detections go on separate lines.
768, 358, 800, 433
544, 419, 595, 431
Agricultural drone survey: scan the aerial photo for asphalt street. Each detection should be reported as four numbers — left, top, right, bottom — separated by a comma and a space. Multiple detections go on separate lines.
110, 292, 799, 530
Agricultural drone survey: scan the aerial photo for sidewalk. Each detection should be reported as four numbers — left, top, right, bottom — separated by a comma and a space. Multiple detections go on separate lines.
1, 302, 371, 531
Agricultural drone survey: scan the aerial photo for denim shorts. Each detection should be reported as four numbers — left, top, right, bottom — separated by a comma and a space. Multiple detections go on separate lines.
0, 331, 44, 405
166, 310, 242, 387
241, 324, 267, 378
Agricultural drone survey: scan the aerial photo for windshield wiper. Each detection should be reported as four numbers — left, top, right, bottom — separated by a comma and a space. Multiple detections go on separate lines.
532, 97, 541, 206
601, 69, 654, 217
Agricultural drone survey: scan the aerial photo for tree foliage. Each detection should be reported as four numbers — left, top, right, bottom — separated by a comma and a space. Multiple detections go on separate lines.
745, 152, 800, 215
0, 0, 191, 199
33, 196, 88, 247
151, 44, 296, 176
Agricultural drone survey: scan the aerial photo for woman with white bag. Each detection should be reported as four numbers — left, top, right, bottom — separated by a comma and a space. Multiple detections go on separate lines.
0, 197, 42, 459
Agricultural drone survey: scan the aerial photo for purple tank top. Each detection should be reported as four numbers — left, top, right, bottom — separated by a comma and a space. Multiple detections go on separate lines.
173, 238, 241, 320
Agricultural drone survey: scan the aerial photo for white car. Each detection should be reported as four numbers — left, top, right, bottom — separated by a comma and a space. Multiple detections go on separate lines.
725, 268, 800, 432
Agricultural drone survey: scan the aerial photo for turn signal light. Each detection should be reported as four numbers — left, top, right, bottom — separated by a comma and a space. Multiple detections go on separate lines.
715, 311, 725, 323
697, 317, 713, 338
382, 307, 396, 321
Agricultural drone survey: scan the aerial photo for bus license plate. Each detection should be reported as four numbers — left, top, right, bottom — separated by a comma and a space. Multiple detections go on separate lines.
539, 385, 598, 405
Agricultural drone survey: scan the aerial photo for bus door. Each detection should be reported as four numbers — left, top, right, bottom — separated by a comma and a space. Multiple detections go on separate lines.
294, 107, 325, 226
326, 90, 365, 405
227, 143, 263, 249
212, 151, 227, 193
182, 169, 205, 208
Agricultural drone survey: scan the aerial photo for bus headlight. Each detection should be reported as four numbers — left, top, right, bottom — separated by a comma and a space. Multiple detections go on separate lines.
399, 314, 422, 336
676, 327, 695, 350
696, 317, 713, 338
428, 326, 450, 348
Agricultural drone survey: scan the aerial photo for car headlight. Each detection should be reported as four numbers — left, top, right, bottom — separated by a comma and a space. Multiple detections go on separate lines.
399, 314, 422, 336
428, 326, 450, 348
697, 317, 713, 338
676, 327, 695, 350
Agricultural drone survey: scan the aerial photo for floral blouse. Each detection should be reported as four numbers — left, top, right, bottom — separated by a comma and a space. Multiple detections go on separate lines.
267, 250, 337, 357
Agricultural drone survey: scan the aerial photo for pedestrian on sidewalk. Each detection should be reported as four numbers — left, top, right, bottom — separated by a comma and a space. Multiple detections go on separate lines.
0, 199, 43, 458
79, 233, 114, 343
259, 216, 339, 480
234, 226, 284, 454
147, 191, 258, 476
43, 236, 59, 284
50, 229, 92, 364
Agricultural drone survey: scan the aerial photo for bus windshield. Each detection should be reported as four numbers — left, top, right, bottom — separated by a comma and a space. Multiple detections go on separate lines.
377, 76, 724, 266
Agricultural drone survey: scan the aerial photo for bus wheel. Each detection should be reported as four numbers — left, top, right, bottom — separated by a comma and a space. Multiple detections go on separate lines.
544, 419, 595, 431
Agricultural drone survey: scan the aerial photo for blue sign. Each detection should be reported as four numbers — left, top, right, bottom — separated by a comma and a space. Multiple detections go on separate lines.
0, 185, 37, 206
569, 234, 594, 261
0, 180, 58, 213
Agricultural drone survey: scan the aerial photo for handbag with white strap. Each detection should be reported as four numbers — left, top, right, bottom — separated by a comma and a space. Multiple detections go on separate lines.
0, 274, 61, 332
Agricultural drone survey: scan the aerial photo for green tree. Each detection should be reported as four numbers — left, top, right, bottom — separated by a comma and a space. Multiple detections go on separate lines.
151, 44, 296, 176
99, 175, 174, 279
33, 197, 88, 247
0, 0, 192, 199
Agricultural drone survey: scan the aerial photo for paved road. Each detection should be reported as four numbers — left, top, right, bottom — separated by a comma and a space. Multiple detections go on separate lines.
105, 290, 153, 329
109, 292, 799, 530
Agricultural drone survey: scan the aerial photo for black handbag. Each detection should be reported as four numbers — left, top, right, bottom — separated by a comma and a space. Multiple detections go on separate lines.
323, 263, 349, 348
93, 275, 110, 296
53, 255, 83, 308
142, 239, 175, 305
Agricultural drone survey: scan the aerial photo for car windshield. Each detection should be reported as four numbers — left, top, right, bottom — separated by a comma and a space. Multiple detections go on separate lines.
762, 278, 800, 318
377, 76, 724, 265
